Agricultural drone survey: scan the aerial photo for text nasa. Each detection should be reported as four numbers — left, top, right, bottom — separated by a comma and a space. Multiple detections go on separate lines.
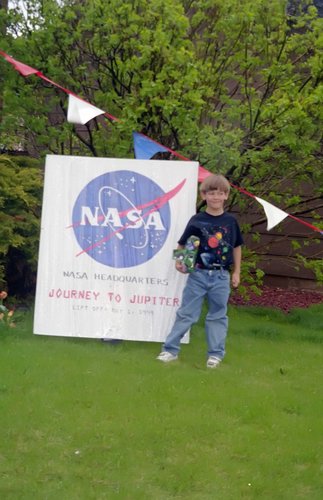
81, 206, 166, 229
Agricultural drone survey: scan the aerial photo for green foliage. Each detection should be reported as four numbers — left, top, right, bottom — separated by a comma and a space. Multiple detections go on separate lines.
0, 0, 322, 290
2, 0, 204, 157
237, 246, 265, 297
0, 155, 43, 289
3, 0, 320, 175
297, 253, 323, 283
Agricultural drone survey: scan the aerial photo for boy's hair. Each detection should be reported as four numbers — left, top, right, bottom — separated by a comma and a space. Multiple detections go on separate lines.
199, 174, 231, 194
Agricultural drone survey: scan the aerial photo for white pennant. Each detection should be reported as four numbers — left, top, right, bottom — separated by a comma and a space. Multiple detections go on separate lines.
67, 94, 105, 124
255, 197, 289, 231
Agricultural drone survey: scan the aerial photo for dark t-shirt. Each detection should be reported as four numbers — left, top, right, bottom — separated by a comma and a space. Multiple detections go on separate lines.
178, 211, 243, 270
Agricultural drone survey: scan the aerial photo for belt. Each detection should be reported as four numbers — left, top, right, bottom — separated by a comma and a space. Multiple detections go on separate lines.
196, 265, 228, 271
196, 266, 229, 274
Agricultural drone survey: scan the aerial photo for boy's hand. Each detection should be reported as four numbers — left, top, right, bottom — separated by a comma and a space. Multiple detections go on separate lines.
175, 261, 187, 274
231, 272, 240, 288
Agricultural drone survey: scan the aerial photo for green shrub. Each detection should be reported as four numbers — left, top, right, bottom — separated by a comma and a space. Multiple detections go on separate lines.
0, 154, 43, 295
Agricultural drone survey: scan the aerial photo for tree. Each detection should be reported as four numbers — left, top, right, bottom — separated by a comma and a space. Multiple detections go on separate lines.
1, 0, 204, 158
0, 0, 322, 291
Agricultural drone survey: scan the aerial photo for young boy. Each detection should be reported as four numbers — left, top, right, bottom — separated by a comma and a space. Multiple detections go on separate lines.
157, 174, 243, 368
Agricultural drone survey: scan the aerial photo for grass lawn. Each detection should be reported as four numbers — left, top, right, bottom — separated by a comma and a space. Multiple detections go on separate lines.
0, 304, 323, 499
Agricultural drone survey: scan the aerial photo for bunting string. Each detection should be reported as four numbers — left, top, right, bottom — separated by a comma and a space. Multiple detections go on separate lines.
1, 50, 322, 235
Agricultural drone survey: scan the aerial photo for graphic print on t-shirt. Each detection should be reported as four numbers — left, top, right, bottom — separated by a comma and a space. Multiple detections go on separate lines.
199, 225, 232, 268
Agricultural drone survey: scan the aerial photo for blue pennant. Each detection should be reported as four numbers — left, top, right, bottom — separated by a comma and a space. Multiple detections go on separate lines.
133, 132, 169, 159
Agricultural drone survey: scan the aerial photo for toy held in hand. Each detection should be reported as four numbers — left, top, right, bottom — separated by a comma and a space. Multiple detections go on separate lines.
173, 236, 200, 273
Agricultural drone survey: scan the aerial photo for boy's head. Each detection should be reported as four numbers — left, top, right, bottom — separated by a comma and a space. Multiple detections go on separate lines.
199, 174, 230, 196
199, 174, 230, 211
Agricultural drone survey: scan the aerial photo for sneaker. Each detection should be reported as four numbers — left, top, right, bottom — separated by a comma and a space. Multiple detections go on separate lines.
156, 351, 178, 363
206, 356, 222, 369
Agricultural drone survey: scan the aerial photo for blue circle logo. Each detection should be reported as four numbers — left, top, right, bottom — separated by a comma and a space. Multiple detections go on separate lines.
72, 170, 171, 268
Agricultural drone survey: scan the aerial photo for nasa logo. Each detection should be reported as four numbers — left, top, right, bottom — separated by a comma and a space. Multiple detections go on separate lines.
72, 170, 173, 268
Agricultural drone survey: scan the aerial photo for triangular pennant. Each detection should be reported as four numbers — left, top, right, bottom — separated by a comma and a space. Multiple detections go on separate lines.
133, 131, 169, 159
198, 165, 212, 181
1, 53, 39, 76
67, 94, 105, 125
133, 132, 211, 181
255, 197, 289, 231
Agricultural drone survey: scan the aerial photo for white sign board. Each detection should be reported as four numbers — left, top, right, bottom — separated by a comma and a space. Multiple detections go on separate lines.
34, 156, 198, 342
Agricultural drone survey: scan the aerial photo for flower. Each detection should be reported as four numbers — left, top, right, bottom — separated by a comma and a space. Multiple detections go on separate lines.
0, 291, 15, 328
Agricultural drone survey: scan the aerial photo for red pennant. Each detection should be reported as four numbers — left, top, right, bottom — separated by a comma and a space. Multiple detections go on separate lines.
0, 51, 39, 76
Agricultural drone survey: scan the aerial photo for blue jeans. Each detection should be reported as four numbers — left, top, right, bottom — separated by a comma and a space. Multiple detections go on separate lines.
163, 268, 231, 359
